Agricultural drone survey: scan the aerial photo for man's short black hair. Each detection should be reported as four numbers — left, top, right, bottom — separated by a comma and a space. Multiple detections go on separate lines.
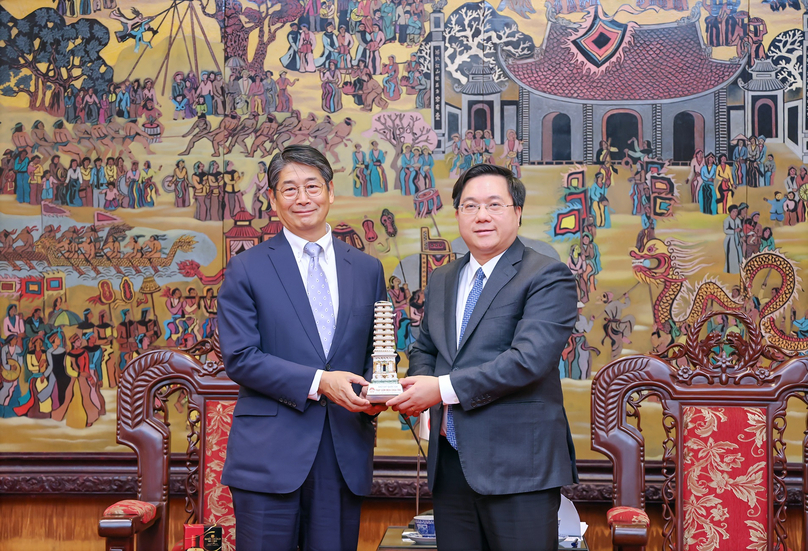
451, 163, 526, 224
267, 145, 334, 193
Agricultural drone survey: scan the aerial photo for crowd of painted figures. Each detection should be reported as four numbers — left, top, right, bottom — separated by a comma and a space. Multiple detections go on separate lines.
685, 137, 808, 225
1, 95, 168, 208
680, 136, 808, 276
1, 149, 162, 210
446, 130, 524, 180
282, 0, 432, 110
52, 0, 117, 17
0, 286, 218, 422
0, 118, 259, 219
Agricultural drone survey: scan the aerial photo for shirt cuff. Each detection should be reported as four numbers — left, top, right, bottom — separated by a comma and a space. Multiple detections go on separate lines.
438, 374, 459, 405
308, 369, 324, 401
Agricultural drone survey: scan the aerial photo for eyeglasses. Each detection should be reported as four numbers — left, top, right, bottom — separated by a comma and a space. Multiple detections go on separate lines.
457, 202, 515, 215
277, 182, 327, 200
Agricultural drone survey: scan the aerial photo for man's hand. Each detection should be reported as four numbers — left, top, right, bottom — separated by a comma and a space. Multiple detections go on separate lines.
360, 386, 389, 416
386, 375, 441, 417
319, 371, 370, 412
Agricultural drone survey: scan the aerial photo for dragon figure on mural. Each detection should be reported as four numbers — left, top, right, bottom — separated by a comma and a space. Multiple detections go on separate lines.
631, 238, 807, 351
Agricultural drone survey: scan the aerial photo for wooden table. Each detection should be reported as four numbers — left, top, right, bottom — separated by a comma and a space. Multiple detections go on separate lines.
377, 527, 589, 550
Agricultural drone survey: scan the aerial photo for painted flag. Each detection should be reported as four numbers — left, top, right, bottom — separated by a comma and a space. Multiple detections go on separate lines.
645, 160, 666, 174
564, 189, 588, 213
652, 195, 675, 217
564, 169, 586, 189
0, 278, 19, 296
121, 276, 135, 302
98, 279, 116, 304
95, 210, 123, 227
41, 202, 71, 217
44, 271, 65, 295
21, 276, 44, 301
649, 174, 675, 195
551, 209, 582, 240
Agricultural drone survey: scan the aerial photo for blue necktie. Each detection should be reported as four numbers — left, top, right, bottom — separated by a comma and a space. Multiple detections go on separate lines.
304, 242, 335, 356
446, 267, 485, 449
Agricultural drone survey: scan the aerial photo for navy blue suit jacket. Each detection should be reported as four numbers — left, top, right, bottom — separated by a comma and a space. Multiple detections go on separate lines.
218, 231, 386, 496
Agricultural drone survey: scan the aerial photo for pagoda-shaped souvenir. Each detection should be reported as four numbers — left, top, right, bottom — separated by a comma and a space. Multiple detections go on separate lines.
366, 301, 403, 402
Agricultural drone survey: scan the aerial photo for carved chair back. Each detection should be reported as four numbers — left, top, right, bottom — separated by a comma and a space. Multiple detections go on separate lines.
115, 332, 237, 551
591, 311, 808, 550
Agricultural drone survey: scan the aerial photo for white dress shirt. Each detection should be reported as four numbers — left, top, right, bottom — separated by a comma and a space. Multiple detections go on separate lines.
438, 251, 506, 432
283, 225, 339, 400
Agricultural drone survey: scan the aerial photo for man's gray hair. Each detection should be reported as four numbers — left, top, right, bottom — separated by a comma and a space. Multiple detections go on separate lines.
267, 145, 334, 192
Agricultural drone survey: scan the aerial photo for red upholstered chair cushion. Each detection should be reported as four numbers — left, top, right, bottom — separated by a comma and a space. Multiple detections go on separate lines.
203, 400, 237, 551
607, 506, 650, 527
682, 406, 768, 550
103, 499, 157, 524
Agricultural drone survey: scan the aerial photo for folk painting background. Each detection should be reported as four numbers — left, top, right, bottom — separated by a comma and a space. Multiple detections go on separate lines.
0, 0, 806, 462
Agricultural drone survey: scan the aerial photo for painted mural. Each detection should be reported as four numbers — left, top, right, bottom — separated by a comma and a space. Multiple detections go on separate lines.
0, 0, 807, 460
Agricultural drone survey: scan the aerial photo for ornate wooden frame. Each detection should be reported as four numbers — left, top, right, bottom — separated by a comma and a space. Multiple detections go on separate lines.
591, 310, 808, 550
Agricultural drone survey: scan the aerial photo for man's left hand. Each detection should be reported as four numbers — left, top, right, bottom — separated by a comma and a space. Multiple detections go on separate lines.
386, 375, 441, 417
362, 403, 389, 416
360, 386, 389, 416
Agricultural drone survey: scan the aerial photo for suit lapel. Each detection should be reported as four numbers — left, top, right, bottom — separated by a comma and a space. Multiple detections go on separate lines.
445, 253, 468, 360
456, 239, 524, 356
327, 237, 353, 362
266, 232, 326, 362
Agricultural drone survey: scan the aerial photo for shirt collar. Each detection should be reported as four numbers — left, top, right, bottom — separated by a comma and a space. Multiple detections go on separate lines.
284, 224, 333, 262
468, 250, 506, 281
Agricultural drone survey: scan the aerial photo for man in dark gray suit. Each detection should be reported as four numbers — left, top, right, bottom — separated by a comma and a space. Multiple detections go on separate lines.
388, 163, 578, 550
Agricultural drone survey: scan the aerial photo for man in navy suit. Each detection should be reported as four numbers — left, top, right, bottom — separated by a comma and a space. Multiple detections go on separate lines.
218, 145, 387, 550
388, 164, 578, 549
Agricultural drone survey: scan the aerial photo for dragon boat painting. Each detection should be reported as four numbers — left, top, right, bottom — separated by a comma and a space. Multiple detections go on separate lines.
0, 224, 197, 275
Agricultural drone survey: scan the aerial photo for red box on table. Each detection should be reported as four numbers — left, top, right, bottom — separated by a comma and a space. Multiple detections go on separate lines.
184, 524, 222, 550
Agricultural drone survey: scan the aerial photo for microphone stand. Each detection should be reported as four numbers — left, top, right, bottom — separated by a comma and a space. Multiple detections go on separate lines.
403, 415, 426, 516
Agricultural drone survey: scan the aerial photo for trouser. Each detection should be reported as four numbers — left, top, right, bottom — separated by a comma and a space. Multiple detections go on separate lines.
230, 418, 363, 551
432, 436, 561, 551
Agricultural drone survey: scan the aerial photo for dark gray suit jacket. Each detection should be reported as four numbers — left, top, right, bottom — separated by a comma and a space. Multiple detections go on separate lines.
408, 238, 579, 495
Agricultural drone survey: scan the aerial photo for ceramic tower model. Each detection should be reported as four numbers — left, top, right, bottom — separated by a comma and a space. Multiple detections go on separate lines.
366, 301, 403, 402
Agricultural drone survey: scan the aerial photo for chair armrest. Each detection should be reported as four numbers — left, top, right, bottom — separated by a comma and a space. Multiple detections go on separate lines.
607, 506, 649, 548
612, 523, 648, 547
98, 499, 160, 539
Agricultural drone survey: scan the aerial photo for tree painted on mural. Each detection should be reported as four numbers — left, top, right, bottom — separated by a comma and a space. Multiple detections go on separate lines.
444, 1, 535, 87
416, 42, 431, 75
363, 112, 437, 187
0, 6, 113, 116
767, 29, 803, 92
199, 0, 303, 73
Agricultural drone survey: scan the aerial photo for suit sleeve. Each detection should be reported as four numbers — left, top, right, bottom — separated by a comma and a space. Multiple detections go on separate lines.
218, 253, 317, 412
450, 262, 577, 409
406, 278, 438, 377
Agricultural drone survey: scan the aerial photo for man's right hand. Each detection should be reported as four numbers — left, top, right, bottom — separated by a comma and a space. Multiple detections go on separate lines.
318, 371, 371, 412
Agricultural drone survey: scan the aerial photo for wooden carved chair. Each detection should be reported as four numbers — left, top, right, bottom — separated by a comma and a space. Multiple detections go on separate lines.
98, 333, 238, 551
591, 311, 808, 551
